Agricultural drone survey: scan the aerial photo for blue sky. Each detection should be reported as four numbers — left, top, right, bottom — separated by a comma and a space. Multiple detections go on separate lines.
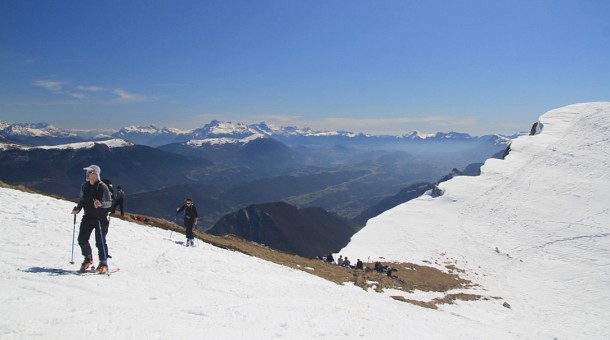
1, 1, 609, 136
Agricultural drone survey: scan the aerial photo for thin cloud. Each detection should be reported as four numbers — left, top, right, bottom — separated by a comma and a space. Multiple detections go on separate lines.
34, 80, 65, 93
76, 85, 105, 92
65, 91, 86, 99
34, 79, 85, 99
112, 89, 147, 103
33, 79, 153, 103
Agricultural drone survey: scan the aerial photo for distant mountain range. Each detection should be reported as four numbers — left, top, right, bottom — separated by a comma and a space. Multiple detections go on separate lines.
0, 120, 514, 148
0, 119, 513, 255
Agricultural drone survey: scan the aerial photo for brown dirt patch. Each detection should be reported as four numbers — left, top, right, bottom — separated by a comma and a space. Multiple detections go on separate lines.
131, 214, 487, 309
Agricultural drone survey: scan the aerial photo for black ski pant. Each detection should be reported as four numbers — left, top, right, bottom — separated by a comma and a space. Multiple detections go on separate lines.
184, 220, 194, 240
78, 215, 109, 262
112, 198, 124, 216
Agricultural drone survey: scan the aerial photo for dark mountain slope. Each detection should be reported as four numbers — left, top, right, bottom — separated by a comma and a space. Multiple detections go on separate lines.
0, 143, 212, 199
208, 201, 356, 258
125, 183, 230, 227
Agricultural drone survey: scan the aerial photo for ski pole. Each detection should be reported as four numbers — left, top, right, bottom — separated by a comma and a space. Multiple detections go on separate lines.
194, 224, 200, 246
70, 213, 76, 264
170, 213, 178, 240
97, 219, 108, 263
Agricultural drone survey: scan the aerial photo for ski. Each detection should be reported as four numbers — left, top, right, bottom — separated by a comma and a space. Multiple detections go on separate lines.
78, 267, 120, 276
51, 267, 120, 276
173, 240, 196, 247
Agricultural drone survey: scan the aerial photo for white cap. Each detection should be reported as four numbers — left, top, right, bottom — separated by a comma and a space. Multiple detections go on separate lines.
83, 164, 101, 177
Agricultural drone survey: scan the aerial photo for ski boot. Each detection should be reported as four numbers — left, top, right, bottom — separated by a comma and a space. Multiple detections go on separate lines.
80, 257, 93, 272
96, 261, 108, 274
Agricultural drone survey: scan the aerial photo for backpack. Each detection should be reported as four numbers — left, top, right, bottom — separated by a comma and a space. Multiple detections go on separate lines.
101, 178, 115, 212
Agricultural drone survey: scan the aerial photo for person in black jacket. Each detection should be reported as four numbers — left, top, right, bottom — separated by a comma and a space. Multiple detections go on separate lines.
71, 164, 113, 273
112, 186, 125, 216
176, 198, 199, 247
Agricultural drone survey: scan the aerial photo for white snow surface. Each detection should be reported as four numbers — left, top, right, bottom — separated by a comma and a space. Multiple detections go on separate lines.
1, 102, 609, 339
119, 125, 188, 135
186, 134, 262, 146
0, 139, 133, 151
342, 102, 610, 339
1, 123, 76, 138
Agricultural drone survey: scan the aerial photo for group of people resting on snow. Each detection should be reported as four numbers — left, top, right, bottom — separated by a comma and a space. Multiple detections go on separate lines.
374, 261, 398, 277
319, 253, 364, 270
317, 253, 398, 278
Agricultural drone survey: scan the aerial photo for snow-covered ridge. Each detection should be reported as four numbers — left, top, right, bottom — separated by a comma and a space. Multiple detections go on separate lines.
206, 120, 264, 136
341, 101, 610, 338
188, 133, 264, 146
302, 130, 363, 137
0, 138, 133, 150
0, 143, 22, 151
1, 122, 77, 137
401, 130, 433, 139
118, 125, 189, 135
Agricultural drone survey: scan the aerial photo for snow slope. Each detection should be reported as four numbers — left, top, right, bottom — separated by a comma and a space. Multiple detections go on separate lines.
1, 102, 609, 339
341, 102, 610, 339
0, 188, 500, 340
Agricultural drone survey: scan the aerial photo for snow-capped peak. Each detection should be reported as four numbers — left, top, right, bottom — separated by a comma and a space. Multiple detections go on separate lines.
118, 125, 189, 135
1, 138, 133, 151
192, 120, 271, 139
1, 122, 77, 138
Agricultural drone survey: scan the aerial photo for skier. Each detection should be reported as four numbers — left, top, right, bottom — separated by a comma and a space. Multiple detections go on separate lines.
112, 186, 125, 216
176, 198, 199, 247
71, 164, 113, 274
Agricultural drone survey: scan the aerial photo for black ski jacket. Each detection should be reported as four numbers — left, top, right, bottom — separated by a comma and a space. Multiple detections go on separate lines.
177, 204, 199, 224
75, 180, 112, 218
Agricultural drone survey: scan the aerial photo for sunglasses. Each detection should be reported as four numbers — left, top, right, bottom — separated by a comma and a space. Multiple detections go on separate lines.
186, 202, 192, 205
86, 171, 97, 174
